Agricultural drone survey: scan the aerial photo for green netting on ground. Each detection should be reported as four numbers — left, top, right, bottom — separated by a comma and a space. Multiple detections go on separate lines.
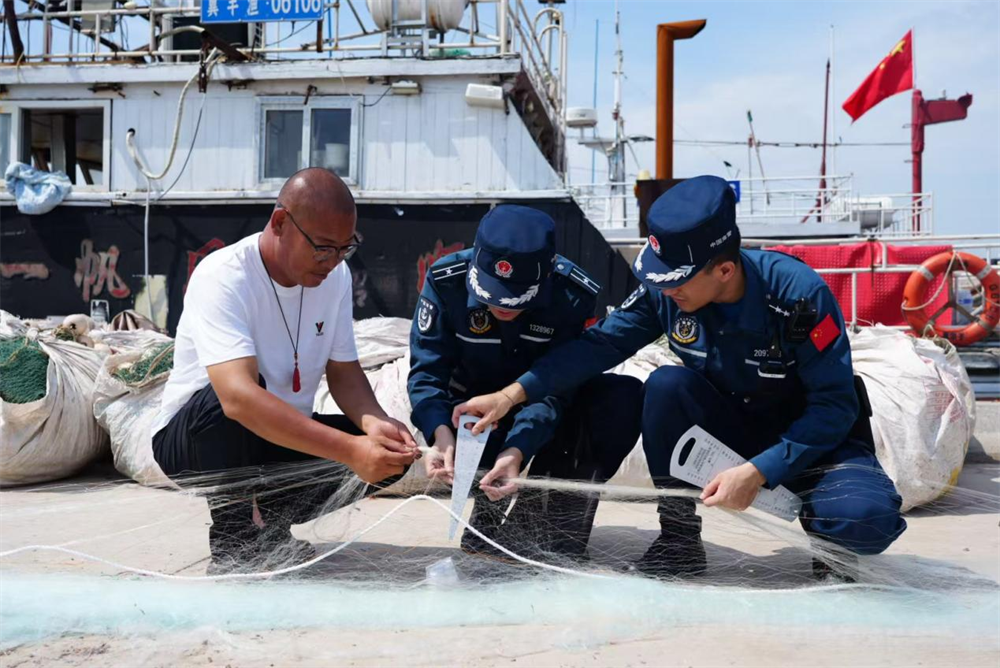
0, 337, 49, 404
112, 343, 174, 387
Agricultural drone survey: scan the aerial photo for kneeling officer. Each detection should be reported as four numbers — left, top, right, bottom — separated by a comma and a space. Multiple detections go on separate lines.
408, 205, 642, 560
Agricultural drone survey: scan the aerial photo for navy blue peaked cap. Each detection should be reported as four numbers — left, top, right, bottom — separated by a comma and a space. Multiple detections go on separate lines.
467, 205, 556, 309
633, 175, 740, 289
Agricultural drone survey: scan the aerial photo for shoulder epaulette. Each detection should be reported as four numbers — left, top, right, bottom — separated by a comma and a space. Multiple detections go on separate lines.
429, 259, 469, 282
553, 258, 600, 296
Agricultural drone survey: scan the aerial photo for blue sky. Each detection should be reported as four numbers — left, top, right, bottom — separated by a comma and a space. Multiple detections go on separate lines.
560, 1, 999, 236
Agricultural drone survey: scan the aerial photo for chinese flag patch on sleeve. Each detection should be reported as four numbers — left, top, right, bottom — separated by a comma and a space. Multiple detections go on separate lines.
809, 313, 841, 352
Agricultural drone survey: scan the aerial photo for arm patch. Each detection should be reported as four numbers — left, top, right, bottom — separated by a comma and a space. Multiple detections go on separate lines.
416, 297, 437, 333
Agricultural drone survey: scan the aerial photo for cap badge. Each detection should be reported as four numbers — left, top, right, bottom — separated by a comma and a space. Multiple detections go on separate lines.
648, 235, 662, 255
494, 260, 514, 279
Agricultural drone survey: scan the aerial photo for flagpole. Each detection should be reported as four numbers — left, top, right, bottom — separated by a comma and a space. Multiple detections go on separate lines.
830, 24, 837, 184
911, 27, 920, 232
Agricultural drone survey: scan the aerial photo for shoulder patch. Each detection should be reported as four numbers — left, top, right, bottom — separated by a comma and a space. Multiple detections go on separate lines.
553, 258, 600, 296
430, 260, 468, 282
416, 297, 437, 333
620, 284, 647, 310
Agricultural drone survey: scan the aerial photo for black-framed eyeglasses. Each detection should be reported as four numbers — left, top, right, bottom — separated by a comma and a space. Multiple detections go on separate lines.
276, 202, 363, 263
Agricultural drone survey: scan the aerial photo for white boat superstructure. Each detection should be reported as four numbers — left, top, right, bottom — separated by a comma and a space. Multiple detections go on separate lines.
0, 0, 573, 204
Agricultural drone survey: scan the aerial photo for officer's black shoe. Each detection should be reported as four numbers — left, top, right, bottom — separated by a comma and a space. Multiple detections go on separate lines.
525, 489, 600, 561
629, 497, 707, 579
484, 487, 598, 565
810, 540, 859, 583
460, 489, 550, 565
459, 489, 510, 557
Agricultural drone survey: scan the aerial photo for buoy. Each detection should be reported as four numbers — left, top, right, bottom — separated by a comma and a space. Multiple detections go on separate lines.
902, 251, 1000, 346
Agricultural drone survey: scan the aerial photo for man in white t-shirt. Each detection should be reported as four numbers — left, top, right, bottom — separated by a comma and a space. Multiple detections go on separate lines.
152, 168, 418, 574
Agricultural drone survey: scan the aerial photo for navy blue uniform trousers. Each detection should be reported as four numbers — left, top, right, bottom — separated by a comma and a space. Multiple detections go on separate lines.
478, 374, 642, 480
641, 366, 906, 555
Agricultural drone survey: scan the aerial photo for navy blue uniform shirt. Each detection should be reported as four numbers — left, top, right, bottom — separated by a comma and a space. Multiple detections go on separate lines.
517, 249, 858, 486
408, 249, 600, 459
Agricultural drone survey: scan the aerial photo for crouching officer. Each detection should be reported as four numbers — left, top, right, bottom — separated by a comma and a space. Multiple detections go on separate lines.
408, 205, 642, 561
455, 177, 906, 578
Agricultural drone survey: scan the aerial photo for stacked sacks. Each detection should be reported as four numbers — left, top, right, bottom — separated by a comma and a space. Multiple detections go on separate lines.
92, 330, 177, 488
0, 311, 109, 486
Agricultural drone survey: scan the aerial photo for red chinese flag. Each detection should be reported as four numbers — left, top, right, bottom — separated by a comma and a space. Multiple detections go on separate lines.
842, 30, 914, 122
809, 313, 841, 352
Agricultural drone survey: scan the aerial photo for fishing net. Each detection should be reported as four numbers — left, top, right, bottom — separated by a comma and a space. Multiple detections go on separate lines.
0, 337, 49, 404
0, 315, 997, 665
110, 343, 174, 387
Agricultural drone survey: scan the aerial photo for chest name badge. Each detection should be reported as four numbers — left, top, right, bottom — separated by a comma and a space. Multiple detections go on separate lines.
671, 314, 699, 344
468, 308, 493, 334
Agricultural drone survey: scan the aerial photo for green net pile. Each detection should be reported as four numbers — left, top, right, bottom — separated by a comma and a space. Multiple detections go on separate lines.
111, 343, 174, 387
0, 337, 50, 404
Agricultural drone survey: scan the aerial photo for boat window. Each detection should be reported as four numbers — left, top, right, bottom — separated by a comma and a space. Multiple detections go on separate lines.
18, 108, 105, 185
263, 109, 304, 180
258, 97, 360, 186
309, 108, 352, 177
0, 113, 10, 177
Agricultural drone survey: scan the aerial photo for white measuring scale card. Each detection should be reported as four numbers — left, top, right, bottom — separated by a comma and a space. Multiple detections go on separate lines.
448, 415, 493, 539
669, 425, 802, 522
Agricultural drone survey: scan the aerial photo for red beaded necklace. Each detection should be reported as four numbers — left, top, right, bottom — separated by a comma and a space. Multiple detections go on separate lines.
258, 242, 304, 392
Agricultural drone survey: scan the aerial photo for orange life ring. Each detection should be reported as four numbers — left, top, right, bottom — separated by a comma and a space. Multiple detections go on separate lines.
902, 251, 1000, 346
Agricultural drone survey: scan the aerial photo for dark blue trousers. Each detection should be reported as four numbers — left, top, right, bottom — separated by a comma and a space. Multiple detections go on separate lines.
473, 373, 643, 479
641, 366, 906, 555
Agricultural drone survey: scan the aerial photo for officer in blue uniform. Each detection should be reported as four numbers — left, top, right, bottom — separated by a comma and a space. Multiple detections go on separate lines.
408, 204, 642, 560
454, 177, 906, 578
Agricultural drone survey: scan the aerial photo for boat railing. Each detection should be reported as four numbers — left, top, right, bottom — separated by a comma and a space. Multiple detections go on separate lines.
569, 181, 639, 231
574, 174, 936, 237
605, 233, 999, 329
742, 234, 999, 329
0, 0, 566, 124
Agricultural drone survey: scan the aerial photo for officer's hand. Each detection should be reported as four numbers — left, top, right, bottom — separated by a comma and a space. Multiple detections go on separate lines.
479, 447, 524, 501
701, 462, 767, 511
452, 389, 517, 435
348, 434, 416, 484
425, 425, 456, 484
362, 415, 420, 457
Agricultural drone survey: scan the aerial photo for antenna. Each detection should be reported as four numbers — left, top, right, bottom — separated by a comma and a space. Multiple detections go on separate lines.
611, 0, 625, 185
747, 110, 771, 205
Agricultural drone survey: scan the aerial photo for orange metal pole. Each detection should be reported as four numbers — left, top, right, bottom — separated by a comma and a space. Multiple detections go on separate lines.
656, 20, 706, 180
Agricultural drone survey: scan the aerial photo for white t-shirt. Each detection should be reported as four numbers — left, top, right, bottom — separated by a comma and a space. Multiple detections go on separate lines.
152, 232, 358, 435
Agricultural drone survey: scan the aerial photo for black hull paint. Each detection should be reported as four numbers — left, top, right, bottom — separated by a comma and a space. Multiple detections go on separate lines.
1, 199, 636, 333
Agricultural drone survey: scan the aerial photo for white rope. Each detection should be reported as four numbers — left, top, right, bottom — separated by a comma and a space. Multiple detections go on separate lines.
415, 444, 702, 501
125, 49, 221, 321
901, 251, 963, 313
124, 50, 221, 182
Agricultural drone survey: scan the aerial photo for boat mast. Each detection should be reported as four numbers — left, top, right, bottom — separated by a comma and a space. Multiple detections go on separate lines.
611, 0, 626, 223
